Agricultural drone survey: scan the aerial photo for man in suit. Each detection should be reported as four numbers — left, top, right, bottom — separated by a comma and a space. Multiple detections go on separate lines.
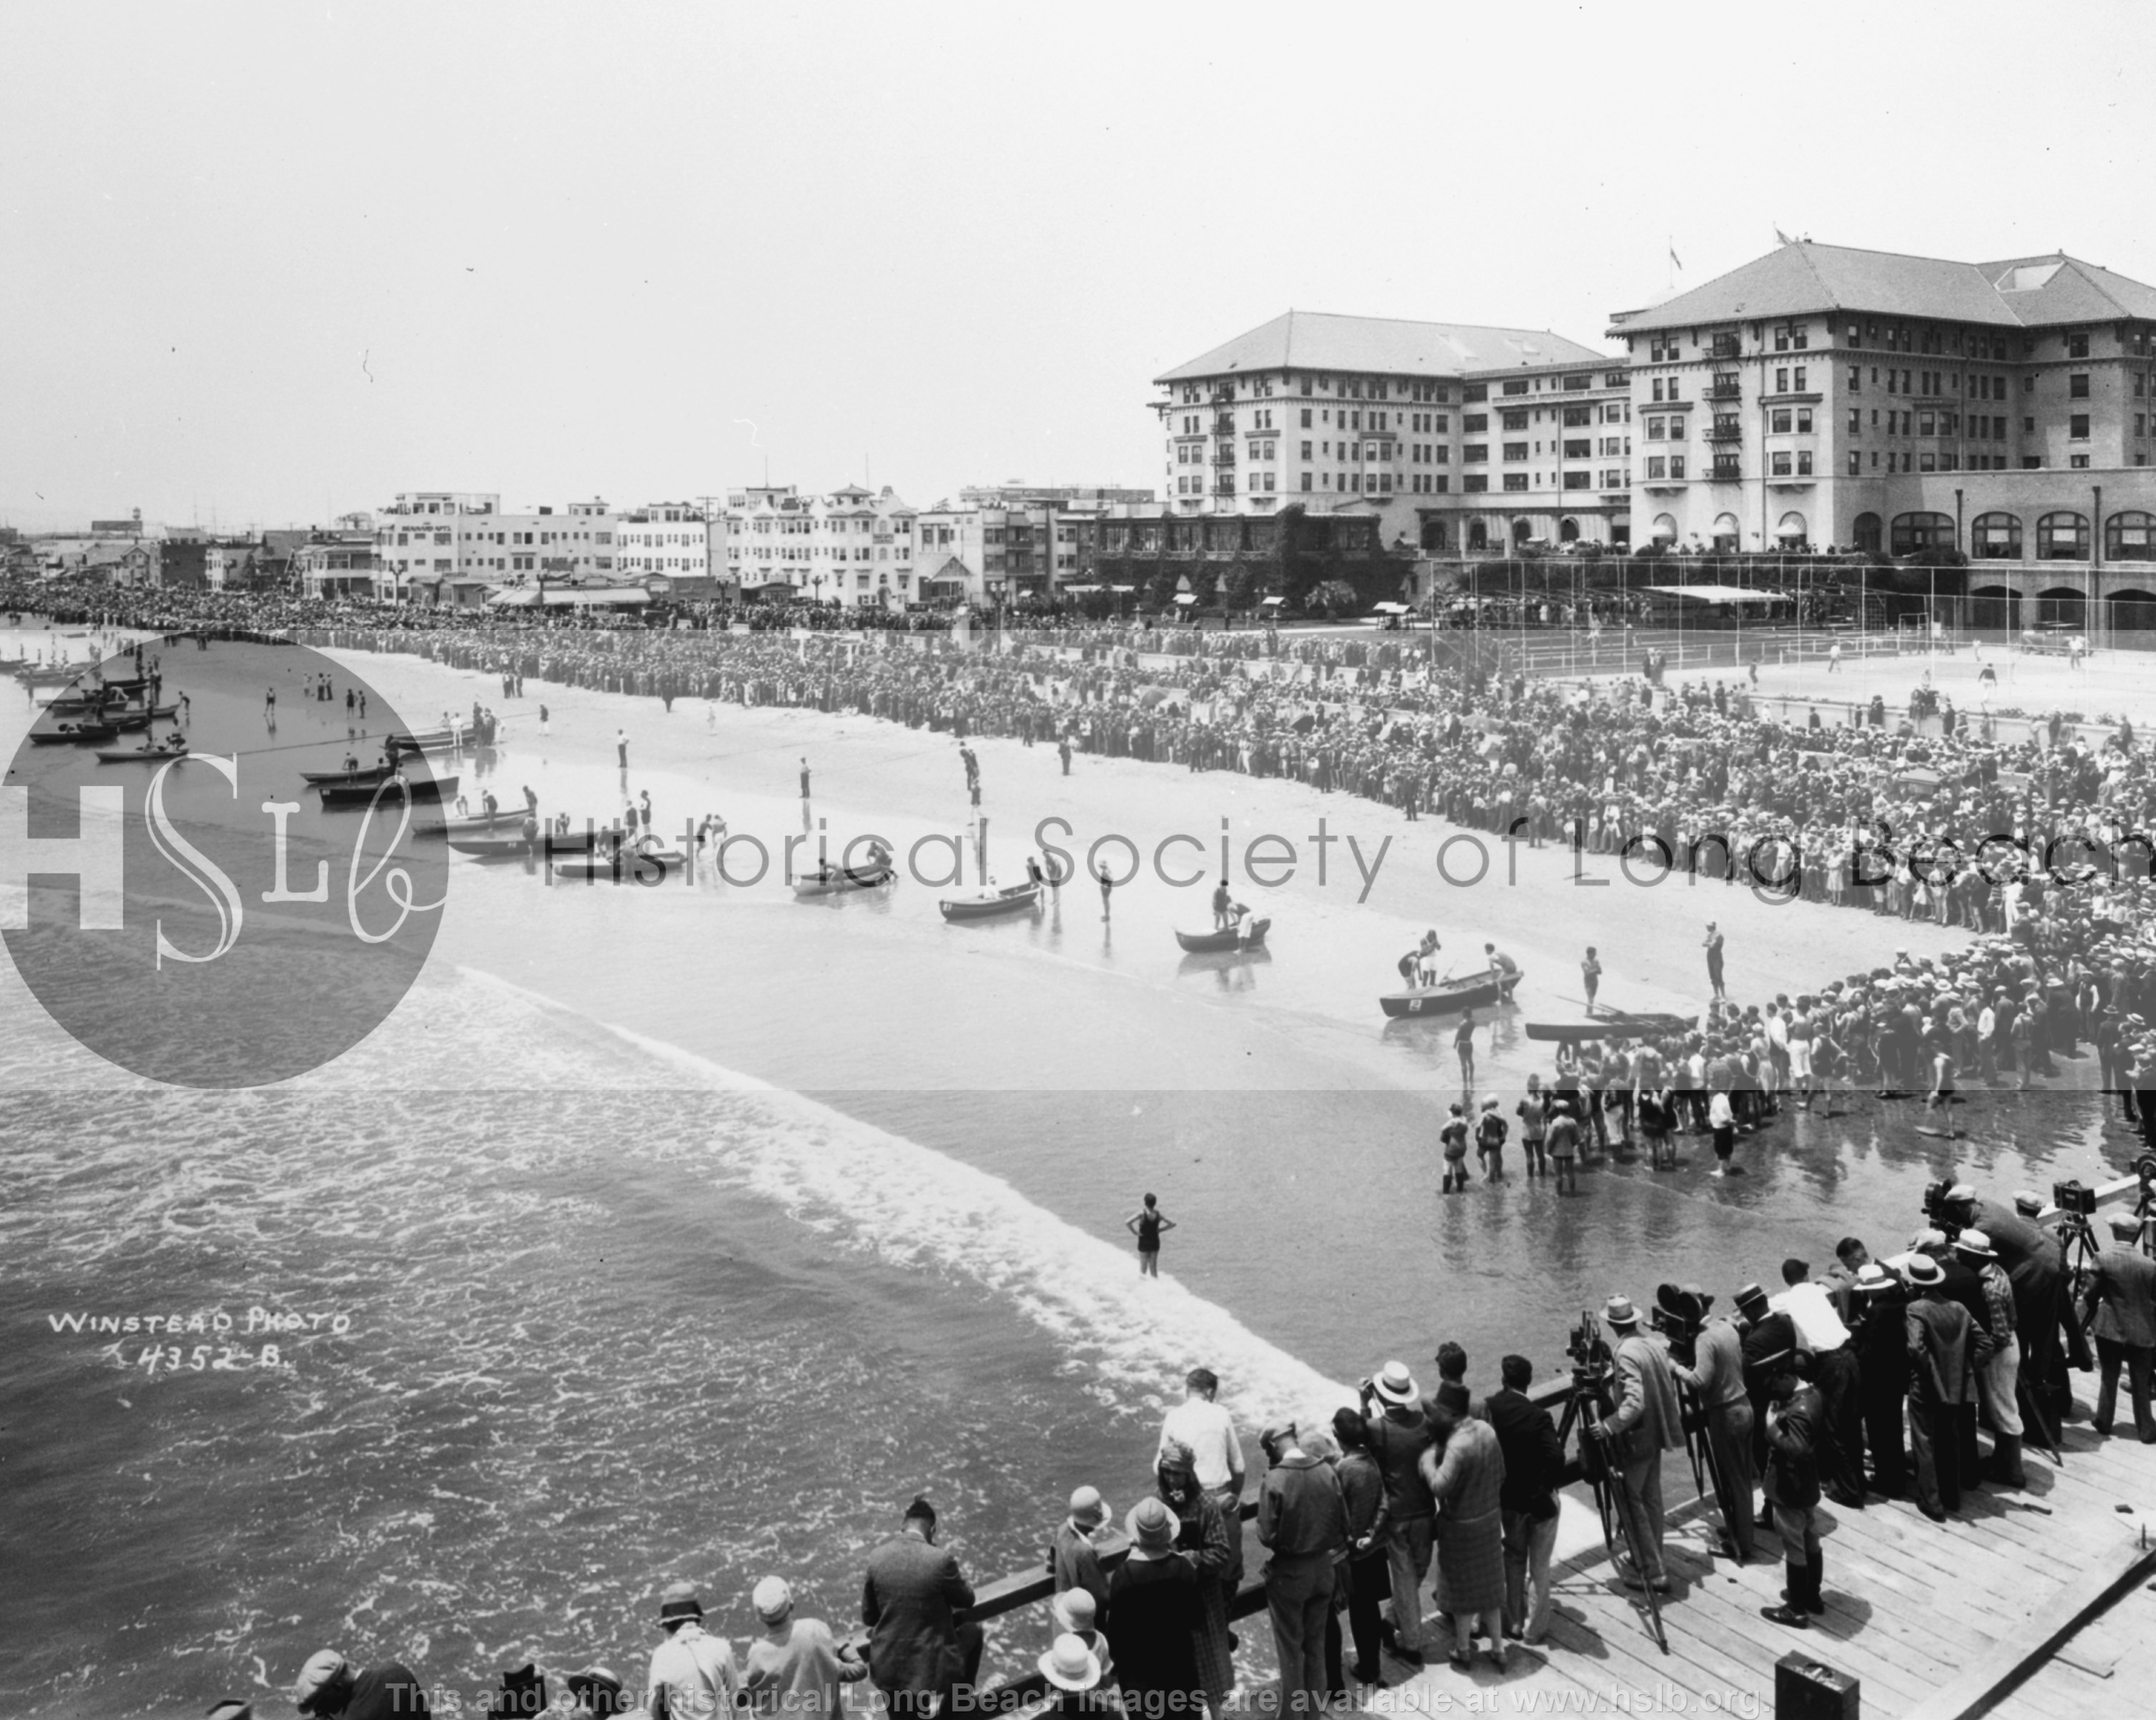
1733, 1283, 1796, 1529
1846, 1263, 1910, 1498
1596, 1294, 1685, 1592
1757, 1359, 1826, 1630
1902, 1255, 1995, 1521
1258, 1419, 1349, 1714
2089, 1211, 2156, 1442
1950, 1187, 2068, 1420
1485, 1354, 1565, 1644
862, 1498, 981, 1719
1670, 1288, 1756, 1562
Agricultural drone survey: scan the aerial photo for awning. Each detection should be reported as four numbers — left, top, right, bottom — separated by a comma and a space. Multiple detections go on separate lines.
1643, 583, 1778, 605
485, 584, 651, 608
1061, 583, 1102, 593
1260, 595, 1286, 606
1173, 593, 1198, 605
1372, 601, 1409, 615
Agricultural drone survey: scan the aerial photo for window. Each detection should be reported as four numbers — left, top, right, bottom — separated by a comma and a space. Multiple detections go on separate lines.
2071, 414, 2090, 440
1463, 413, 1488, 432
1501, 379, 1529, 396
1798, 409, 1813, 433
1462, 474, 1489, 492
1771, 409, 1792, 434
2107, 510, 2156, 560
1646, 456, 1666, 479
2071, 454, 2091, 468
1973, 512, 2022, 558
1563, 471, 1591, 489
1890, 512, 1955, 554
1775, 368, 1789, 393
1503, 474, 1530, 492
1793, 366, 1806, 392
1563, 406, 1592, 426
1847, 408, 1861, 434
1646, 416, 1665, 440
1300, 441, 1312, 459
1848, 366, 1861, 392
1771, 452, 1792, 476
1847, 452, 1861, 475
2070, 373, 2091, 398
1502, 442, 1529, 462
1669, 456, 1686, 479
1463, 383, 1487, 402
1434, 414, 1449, 432
1501, 409, 1528, 431
1299, 408, 1312, 427
2068, 331, 2090, 358
1463, 444, 1488, 462
2036, 508, 2095, 558
1563, 439, 1592, 458
1431, 475, 1449, 492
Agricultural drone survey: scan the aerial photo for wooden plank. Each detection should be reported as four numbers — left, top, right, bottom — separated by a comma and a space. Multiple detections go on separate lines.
1898, 1537, 2156, 1720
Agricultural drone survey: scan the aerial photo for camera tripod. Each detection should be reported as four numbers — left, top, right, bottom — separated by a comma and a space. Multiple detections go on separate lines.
1554, 1338, 1670, 1653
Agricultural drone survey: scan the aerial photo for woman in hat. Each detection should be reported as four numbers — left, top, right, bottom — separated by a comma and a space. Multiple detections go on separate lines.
1027, 1633, 1107, 1719
1153, 1441, 1234, 1716
1419, 1381, 1507, 1671
1107, 1500, 1205, 1720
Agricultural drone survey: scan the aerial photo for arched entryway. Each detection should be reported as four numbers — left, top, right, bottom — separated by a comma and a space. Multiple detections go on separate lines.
1467, 520, 1490, 552
1775, 510, 1807, 546
1971, 512, 2022, 559
1967, 584, 2022, 632
1558, 516, 1580, 543
1651, 512, 1678, 544
1421, 519, 1449, 552
1853, 512, 1883, 554
1510, 517, 1533, 545
2036, 585, 2088, 628
2108, 588, 2156, 631
1711, 512, 1740, 552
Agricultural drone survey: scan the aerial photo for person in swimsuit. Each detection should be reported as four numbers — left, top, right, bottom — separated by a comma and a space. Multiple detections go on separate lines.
1126, 1194, 1175, 1276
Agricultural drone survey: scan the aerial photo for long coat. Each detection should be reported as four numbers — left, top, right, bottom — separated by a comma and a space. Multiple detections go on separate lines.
862, 1532, 975, 1703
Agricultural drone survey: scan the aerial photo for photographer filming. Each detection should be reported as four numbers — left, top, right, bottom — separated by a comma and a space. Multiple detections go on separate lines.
1758, 1356, 1828, 1631
1733, 1284, 1797, 1532
1594, 1295, 1684, 1594
1664, 1285, 1757, 1564
1945, 1182, 2072, 1432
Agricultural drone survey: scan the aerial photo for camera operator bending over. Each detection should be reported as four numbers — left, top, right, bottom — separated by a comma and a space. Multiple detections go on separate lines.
1770, 1259, 1866, 1509
1953, 1231, 2026, 1487
1666, 1287, 1757, 1564
1596, 1296, 1684, 1592
1842, 1258, 1910, 1500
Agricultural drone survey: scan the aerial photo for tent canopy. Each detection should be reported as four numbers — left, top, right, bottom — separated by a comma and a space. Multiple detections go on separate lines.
1643, 583, 1778, 605
486, 584, 649, 608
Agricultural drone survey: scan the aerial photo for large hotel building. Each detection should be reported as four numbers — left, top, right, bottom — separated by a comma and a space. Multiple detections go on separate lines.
1154, 242, 2156, 616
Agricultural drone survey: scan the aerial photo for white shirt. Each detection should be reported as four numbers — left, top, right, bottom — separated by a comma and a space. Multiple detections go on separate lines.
647, 1623, 740, 1720
1770, 1281, 1852, 1353
1158, 1396, 1245, 1491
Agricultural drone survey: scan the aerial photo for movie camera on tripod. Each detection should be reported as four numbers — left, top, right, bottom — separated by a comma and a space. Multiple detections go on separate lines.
1552, 1309, 1669, 1654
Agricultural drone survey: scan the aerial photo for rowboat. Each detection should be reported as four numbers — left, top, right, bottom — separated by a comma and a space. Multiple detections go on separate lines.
435, 804, 538, 836
1524, 1011, 1695, 1043
317, 773, 456, 808
299, 763, 399, 787
448, 831, 548, 862
95, 742, 190, 763
1174, 917, 1272, 955
793, 862, 896, 898
1378, 965, 1522, 1018
939, 881, 1041, 922
388, 729, 459, 753
551, 846, 686, 882
28, 722, 118, 745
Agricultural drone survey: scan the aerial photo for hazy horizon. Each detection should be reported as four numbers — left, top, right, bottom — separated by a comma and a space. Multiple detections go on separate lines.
6, 0, 2155, 534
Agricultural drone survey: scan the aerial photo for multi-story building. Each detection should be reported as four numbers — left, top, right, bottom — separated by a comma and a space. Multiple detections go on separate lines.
374, 492, 619, 593
1607, 243, 2156, 592
915, 485, 1153, 604
1153, 311, 1628, 553
616, 501, 726, 598
722, 484, 917, 606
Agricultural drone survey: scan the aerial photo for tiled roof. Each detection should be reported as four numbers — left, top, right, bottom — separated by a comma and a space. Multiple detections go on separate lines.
1611, 242, 2156, 334
1154, 310, 1608, 384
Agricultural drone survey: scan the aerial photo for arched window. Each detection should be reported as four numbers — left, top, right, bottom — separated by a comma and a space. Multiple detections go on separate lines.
1712, 511, 1740, 548
1775, 510, 1807, 543
2038, 511, 2089, 560
1558, 517, 1580, 543
1651, 513, 1678, 540
2106, 510, 2156, 561
1853, 512, 1882, 553
1467, 520, 1489, 552
1420, 519, 1449, 552
1970, 512, 2022, 559
1890, 511, 1955, 554
1510, 517, 1532, 544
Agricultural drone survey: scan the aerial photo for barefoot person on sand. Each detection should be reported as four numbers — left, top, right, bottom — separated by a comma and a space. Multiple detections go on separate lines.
1126, 1194, 1176, 1276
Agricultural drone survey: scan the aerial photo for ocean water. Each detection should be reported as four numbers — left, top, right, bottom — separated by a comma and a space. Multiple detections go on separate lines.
3, 621, 2147, 1716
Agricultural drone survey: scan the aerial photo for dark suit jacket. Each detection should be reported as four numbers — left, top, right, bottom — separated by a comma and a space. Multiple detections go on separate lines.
2091, 1247, 2156, 1349
1484, 1387, 1564, 1516
862, 1531, 975, 1698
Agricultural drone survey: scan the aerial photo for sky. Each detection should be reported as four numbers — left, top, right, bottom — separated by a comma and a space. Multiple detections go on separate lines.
4, 0, 2155, 533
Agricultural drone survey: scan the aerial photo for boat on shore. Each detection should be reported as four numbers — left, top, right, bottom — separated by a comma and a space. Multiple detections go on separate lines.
1524, 1010, 1695, 1043
551, 846, 686, 882
95, 741, 189, 763
1174, 917, 1272, 954
1378, 965, 1522, 1018
793, 862, 896, 898
388, 729, 459, 754
449, 831, 558, 863
299, 762, 399, 787
431, 804, 539, 837
28, 721, 118, 745
318, 773, 457, 808
939, 881, 1041, 922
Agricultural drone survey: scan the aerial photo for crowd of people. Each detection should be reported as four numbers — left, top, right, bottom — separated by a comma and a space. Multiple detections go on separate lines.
257, 1175, 2156, 1720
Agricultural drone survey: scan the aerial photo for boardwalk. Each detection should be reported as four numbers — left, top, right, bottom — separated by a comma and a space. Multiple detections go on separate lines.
1350, 1382, 2156, 1719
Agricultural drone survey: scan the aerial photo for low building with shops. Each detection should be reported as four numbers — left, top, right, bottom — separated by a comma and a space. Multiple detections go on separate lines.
1067, 505, 1414, 613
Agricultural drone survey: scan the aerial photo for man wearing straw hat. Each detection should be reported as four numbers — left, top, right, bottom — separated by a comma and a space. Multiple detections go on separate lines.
742, 1577, 868, 1719
1358, 1360, 1436, 1661
1595, 1294, 1683, 1592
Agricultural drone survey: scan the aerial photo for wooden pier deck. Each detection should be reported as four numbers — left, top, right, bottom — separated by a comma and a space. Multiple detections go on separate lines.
1355, 1385, 2156, 1719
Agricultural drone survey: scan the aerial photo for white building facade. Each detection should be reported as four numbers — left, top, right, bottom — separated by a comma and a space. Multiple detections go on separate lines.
374, 492, 619, 593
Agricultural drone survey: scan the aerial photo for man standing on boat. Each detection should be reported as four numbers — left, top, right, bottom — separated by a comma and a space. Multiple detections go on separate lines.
1483, 942, 1519, 984
1211, 878, 1239, 932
